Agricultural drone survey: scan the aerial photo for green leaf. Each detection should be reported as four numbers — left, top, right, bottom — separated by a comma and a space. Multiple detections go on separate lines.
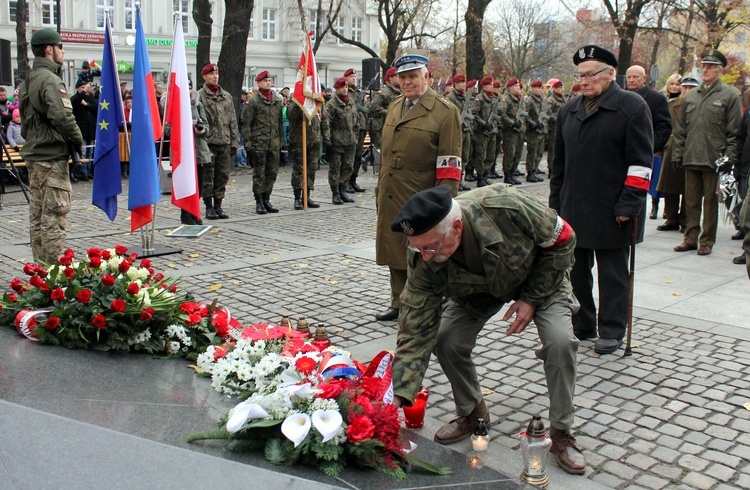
405, 453, 453, 475
264, 438, 286, 465
246, 419, 283, 429
187, 428, 231, 443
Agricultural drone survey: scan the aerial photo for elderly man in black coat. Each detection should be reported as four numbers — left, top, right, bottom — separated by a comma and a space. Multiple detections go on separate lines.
550, 45, 654, 355
626, 65, 672, 219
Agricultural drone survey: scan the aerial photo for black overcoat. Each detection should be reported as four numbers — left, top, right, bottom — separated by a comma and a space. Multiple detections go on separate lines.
635, 85, 671, 154
549, 83, 654, 249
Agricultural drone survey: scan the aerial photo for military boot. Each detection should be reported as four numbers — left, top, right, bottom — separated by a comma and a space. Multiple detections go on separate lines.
306, 191, 320, 208
293, 189, 304, 210
339, 183, 355, 203
263, 193, 279, 213
180, 210, 197, 225
465, 167, 477, 182
254, 193, 267, 214
331, 185, 344, 205
214, 198, 229, 219
350, 176, 365, 193
490, 165, 503, 179
204, 197, 219, 220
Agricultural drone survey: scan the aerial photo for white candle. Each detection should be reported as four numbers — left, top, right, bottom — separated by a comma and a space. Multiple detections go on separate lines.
472, 436, 489, 452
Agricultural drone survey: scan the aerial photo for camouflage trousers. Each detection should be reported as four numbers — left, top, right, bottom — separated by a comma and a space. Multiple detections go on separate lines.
502, 130, 524, 174
351, 129, 367, 179
328, 144, 355, 188
482, 133, 498, 174
291, 143, 319, 191
471, 133, 490, 175
27, 160, 72, 264
545, 124, 556, 174
252, 149, 279, 196
525, 132, 545, 173
204, 144, 232, 200
434, 294, 579, 430
460, 131, 471, 178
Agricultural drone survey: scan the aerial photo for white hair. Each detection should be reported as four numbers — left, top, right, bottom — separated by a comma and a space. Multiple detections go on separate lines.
434, 200, 462, 236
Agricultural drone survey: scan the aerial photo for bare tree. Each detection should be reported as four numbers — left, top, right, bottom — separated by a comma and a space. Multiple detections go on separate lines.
692, 0, 745, 49
295, 0, 343, 53
216, 0, 255, 116
465, 0, 493, 80
15, 0, 30, 79
600, 0, 657, 75
192, 0, 213, 83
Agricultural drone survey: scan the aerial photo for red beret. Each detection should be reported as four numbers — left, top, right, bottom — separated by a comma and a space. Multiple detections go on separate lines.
492, 81, 501, 88
201, 63, 217, 75
344, 68, 356, 77
572, 83, 581, 91
530, 79, 543, 88
385, 67, 397, 78
452, 74, 466, 83
255, 70, 270, 82
334, 77, 348, 89
480, 75, 493, 87
506, 78, 519, 87
551, 81, 563, 89
467, 79, 477, 88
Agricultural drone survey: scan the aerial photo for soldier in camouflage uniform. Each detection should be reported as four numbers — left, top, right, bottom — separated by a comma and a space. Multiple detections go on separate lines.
500, 78, 526, 185
241, 70, 284, 214
524, 80, 546, 183
482, 81, 503, 182
543, 80, 565, 176
345, 68, 367, 194
389, 184, 586, 476
469, 76, 496, 187
321, 78, 357, 205
287, 101, 321, 210
367, 67, 401, 149
446, 74, 472, 191
19, 29, 83, 264
199, 63, 238, 219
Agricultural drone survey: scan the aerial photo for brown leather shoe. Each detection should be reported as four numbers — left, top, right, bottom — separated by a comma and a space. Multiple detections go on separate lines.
550, 429, 586, 475
434, 414, 491, 445
697, 246, 712, 256
674, 242, 698, 252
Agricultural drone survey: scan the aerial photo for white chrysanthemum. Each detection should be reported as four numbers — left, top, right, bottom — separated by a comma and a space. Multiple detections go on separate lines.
196, 349, 215, 373
166, 341, 180, 355
127, 328, 152, 346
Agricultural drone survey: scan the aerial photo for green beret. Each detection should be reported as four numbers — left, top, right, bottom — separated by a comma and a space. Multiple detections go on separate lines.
31, 28, 62, 47
391, 185, 453, 236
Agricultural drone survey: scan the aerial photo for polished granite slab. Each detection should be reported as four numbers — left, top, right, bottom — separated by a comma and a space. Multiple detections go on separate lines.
0, 328, 525, 489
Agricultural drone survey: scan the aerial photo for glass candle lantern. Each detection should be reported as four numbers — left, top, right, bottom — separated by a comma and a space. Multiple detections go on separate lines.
402, 387, 430, 429
471, 418, 491, 452
519, 415, 552, 489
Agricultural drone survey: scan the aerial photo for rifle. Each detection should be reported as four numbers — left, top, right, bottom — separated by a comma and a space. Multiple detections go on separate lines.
484, 94, 502, 136
460, 92, 474, 129
357, 71, 381, 115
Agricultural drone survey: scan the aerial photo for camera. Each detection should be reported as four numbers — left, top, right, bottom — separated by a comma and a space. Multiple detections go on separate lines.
195, 118, 204, 131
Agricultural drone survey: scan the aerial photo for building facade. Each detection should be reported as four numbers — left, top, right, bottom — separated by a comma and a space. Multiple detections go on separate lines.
0, 0, 380, 91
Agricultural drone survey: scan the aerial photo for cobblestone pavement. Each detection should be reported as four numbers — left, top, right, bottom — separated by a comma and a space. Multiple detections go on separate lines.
0, 162, 748, 489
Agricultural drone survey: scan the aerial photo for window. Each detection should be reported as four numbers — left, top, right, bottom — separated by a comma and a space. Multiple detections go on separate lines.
9, 1, 30, 22
351, 17, 362, 44
309, 10, 319, 35
124, 0, 136, 30
333, 16, 344, 45
249, 15, 255, 39
173, 0, 189, 33
262, 8, 276, 40
41, 0, 56, 26
96, 0, 114, 29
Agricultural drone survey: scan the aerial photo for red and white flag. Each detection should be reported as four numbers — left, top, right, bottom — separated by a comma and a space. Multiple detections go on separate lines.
165, 17, 200, 219
292, 31, 324, 121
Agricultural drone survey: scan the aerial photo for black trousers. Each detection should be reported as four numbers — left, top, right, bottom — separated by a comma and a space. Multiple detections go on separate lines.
570, 246, 630, 340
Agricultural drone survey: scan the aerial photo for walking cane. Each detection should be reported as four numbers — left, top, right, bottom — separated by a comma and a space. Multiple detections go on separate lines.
624, 217, 637, 357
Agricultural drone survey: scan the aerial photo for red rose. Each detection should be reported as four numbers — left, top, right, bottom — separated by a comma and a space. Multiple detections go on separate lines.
76, 289, 92, 304
63, 267, 75, 280
139, 307, 155, 320
8, 293, 18, 302
36, 266, 48, 277
40, 283, 50, 291
45, 317, 60, 330
10, 278, 24, 292
186, 313, 201, 326
23, 263, 36, 275
126, 283, 140, 295
111, 298, 126, 312
50, 288, 65, 301
118, 259, 131, 273
89, 256, 102, 268
92, 314, 106, 329
114, 245, 128, 255
101, 274, 116, 287
129, 253, 138, 262
58, 255, 72, 266
158, 283, 167, 289
169, 284, 177, 293
29, 275, 44, 288
179, 302, 200, 314
63, 248, 75, 258
87, 247, 102, 258
140, 258, 151, 268
295, 356, 317, 375
154, 273, 165, 282
147, 267, 154, 276
347, 414, 376, 443
317, 379, 349, 400
101, 250, 111, 260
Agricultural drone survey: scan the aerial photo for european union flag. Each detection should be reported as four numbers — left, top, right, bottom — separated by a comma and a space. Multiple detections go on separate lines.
91, 20, 123, 221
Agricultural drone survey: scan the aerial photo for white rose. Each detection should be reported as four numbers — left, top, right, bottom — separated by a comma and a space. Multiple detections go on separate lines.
126, 268, 140, 281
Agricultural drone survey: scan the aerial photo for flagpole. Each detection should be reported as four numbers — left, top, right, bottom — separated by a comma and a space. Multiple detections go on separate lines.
106, 9, 131, 179
302, 119, 308, 209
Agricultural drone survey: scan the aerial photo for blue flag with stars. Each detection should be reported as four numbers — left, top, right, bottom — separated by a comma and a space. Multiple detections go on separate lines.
92, 19, 124, 220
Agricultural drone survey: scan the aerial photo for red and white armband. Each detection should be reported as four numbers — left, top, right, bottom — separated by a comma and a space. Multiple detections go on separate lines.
539, 216, 574, 248
436, 155, 462, 181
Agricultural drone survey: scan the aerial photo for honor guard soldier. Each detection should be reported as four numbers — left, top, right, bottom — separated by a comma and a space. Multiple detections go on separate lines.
524, 79, 546, 182
500, 78, 526, 185
241, 70, 284, 214
367, 67, 402, 149
543, 80, 565, 175
288, 100, 322, 210
19, 28, 83, 263
446, 74, 473, 191
199, 63, 238, 219
469, 76, 496, 188
345, 68, 368, 194
322, 78, 358, 205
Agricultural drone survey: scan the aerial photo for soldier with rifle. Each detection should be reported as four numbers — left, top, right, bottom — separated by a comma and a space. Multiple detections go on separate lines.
488, 80, 504, 180
500, 78, 526, 185
524, 80, 546, 183
469, 76, 496, 187
446, 74, 473, 191
344, 68, 368, 194
367, 67, 401, 150
543, 80, 565, 176
464, 79, 479, 182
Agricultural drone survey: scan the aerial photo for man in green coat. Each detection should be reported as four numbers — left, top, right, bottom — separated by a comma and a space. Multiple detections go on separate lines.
19, 28, 83, 264
390, 184, 586, 475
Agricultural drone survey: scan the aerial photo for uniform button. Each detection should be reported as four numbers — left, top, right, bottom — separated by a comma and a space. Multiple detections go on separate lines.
396, 128, 400, 132
388, 194, 393, 198
388, 173, 393, 176
391, 150, 396, 154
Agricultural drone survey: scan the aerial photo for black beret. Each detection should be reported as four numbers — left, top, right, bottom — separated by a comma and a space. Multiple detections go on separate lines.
30, 28, 62, 47
573, 45, 618, 68
75, 79, 86, 88
701, 49, 727, 67
391, 185, 453, 236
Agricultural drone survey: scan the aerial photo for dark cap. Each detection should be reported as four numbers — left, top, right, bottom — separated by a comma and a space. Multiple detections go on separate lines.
680, 76, 700, 87
255, 70, 270, 82
344, 68, 356, 77
333, 77, 347, 89
573, 45, 618, 68
75, 79, 86, 88
701, 49, 727, 67
201, 63, 217, 75
241, 87, 248, 94
82, 60, 90, 69
30, 28, 62, 46
391, 185, 454, 236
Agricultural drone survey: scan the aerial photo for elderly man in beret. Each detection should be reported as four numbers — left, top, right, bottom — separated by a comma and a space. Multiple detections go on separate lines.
500, 77, 526, 185
198, 63, 238, 220
550, 45, 653, 355
19, 28, 83, 264
374, 48, 462, 322
671, 49, 742, 256
390, 184, 586, 475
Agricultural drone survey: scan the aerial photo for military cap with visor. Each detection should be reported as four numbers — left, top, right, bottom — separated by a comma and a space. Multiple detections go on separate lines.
701, 49, 727, 67
393, 48, 430, 74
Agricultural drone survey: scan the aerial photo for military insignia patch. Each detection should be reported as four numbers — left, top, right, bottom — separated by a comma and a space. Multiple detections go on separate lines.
579, 48, 586, 60
400, 221, 414, 235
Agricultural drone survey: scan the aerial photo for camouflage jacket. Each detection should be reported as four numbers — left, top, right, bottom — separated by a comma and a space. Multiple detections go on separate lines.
198, 85, 238, 147
470, 91, 498, 135
321, 94, 357, 147
447, 90, 473, 134
368, 83, 401, 134
525, 93, 546, 134
542, 94, 565, 129
391, 184, 575, 403
19, 57, 83, 162
240, 90, 284, 152
500, 94, 526, 132
348, 86, 366, 131
287, 103, 321, 147
165, 94, 211, 164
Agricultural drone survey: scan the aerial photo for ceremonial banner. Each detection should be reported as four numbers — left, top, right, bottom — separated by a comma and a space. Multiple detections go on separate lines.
291, 31, 324, 121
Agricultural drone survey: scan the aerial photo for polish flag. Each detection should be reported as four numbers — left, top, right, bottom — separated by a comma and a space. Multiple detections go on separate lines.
165, 18, 200, 219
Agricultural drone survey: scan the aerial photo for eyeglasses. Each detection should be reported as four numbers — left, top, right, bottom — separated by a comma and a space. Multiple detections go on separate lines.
574, 67, 608, 81
407, 233, 447, 255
